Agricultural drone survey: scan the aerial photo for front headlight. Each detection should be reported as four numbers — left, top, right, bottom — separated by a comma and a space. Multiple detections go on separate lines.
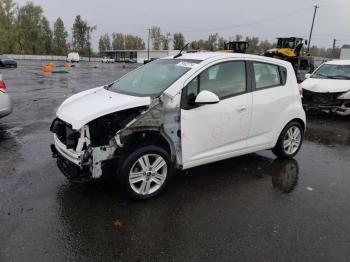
337, 90, 350, 100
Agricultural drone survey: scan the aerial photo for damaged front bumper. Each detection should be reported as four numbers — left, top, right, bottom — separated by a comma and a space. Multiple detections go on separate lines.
52, 134, 83, 166
51, 119, 118, 182
302, 90, 350, 116
51, 139, 92, 182
303, 103, 350, 116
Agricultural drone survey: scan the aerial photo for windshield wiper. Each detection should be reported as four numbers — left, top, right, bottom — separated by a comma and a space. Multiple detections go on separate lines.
327, 75, 350, 79
313, 73, 327, 78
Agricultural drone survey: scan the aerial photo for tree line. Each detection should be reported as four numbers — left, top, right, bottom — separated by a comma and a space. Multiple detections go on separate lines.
99, 27, 342, 58
1, 0, 344, 58
0, 0, 96, 56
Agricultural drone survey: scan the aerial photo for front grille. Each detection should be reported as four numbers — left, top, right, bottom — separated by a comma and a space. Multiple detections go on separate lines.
50, 118, 79, 149
303, 90, 344, 106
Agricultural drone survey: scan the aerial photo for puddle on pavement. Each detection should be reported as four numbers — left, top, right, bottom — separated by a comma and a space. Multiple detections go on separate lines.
304, 114, 350, 147
0, 124, 22, 141
55, 153, 300, 210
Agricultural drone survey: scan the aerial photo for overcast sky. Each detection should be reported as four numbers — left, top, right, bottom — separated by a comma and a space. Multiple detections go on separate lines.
16, 0, 350, 50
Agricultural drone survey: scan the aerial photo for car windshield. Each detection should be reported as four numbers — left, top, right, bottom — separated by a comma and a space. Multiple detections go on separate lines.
312, 64, 350, 79
108, 59, 200, 96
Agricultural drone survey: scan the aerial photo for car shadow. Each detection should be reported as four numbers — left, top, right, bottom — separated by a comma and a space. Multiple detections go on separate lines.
55, 154, 299, 260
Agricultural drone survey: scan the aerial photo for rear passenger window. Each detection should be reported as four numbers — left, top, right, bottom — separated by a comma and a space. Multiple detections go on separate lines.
253, 63, 281, 89
199, 61, 246, 98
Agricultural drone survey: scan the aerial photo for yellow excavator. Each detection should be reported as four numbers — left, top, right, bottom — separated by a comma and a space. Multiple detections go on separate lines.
223, 41, 249, 53
264, 37, 314, 82
264, 37, 305, 58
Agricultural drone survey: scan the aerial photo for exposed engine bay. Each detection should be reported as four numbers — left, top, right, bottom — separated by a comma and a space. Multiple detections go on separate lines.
50, 93, 182, 181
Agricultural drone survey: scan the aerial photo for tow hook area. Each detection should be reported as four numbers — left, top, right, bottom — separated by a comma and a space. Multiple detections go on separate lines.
90, 146, 117, 178
51, 144, 58, 158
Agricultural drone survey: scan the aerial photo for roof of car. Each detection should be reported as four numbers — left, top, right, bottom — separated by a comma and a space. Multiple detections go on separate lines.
325, 60, 350, 65
162, 51, 290, 66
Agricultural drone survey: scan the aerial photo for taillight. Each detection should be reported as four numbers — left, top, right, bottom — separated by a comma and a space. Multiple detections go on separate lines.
0, 80, 6, 92
298, 84, 303, 96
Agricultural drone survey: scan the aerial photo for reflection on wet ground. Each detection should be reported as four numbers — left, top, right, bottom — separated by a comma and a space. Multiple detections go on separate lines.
1, 61, 350, 262
55, 155, 300, 261
0, 124, 10, 141
305, 114, 350, 146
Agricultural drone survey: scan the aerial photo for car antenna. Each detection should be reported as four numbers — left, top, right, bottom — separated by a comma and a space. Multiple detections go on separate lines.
173, 43, 189, 58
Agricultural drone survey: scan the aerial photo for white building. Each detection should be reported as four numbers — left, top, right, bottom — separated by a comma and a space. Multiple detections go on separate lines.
340, 48, 350, 60
102, 50, 180, 64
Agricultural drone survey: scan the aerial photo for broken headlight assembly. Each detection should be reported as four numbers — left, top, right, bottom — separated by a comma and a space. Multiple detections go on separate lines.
337, 90, 350, 100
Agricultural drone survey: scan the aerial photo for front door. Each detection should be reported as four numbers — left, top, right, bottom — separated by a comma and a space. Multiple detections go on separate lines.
181, 60, 252, 169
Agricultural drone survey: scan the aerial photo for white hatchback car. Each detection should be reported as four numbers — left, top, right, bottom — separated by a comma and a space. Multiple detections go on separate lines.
302, 60, 350, 116
51, 52, 306, 199
0, 74, 13, 119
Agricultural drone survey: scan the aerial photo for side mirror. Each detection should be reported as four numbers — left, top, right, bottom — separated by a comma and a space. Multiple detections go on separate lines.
195, 90, 219, 105
305, 73, 311, 79
304, 40, 308, 45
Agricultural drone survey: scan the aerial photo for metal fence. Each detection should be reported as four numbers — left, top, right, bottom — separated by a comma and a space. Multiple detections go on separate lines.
2, 54, 100, 62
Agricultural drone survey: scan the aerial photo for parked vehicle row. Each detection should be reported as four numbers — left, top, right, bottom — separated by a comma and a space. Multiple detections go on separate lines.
0, 56, 17, 68
66, 52, 80, 63
50, 52, 306, 199
101, 57, 115, 63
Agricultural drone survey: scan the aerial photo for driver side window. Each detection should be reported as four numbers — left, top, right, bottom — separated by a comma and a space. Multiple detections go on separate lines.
183, 61, 247, 107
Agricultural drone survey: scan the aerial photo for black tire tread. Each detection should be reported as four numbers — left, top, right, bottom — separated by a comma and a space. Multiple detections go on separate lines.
117, 144, 172, 200
272, 121, 303, 159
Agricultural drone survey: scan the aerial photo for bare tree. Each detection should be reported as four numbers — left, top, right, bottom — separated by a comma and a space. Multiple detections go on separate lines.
150, 26, 161, 50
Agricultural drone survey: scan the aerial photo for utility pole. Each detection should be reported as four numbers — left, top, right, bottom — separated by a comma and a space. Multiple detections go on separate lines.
87, 30, 91, 62
307, 5, 319, 52
332, 38, 339, 59
147, 28, 151, 60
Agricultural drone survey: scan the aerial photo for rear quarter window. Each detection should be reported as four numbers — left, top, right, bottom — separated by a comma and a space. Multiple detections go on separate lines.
253, 62, 283, 89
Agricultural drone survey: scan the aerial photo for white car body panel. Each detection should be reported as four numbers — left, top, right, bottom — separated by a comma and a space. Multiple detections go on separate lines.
181, 92, 253, 169
57, 86, 151, 129
0, 91, 13, 118
249, 62, 304, 148
302, 78, 350, 93
0, 74, 13, 118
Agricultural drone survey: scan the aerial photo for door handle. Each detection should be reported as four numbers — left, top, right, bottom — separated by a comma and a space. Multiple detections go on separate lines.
237, 107, 247, 113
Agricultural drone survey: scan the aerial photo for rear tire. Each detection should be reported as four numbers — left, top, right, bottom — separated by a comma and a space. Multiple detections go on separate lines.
118, 145, 172, 200
272, 121, 304, 159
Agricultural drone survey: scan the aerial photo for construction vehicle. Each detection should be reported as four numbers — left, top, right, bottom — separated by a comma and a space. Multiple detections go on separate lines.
223, 41, 249, 53
264, 37, 314, 82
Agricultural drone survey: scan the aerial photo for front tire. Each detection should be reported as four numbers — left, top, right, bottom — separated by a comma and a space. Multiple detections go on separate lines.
272, 121, 304, 158
118, 145, 172, 200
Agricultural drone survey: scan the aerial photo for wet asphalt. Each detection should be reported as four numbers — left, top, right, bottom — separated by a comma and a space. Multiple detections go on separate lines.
0, 61, 350, 262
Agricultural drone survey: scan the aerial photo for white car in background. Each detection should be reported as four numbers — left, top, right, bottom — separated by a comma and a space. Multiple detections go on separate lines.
0, 74, 13, 119
50, 52, 306, 199
302, 60, 350, 116
66, 52, 80, 63
101, 57, 115, 63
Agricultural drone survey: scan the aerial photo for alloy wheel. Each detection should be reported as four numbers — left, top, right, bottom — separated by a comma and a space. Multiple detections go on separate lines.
283, 126, 302, 155
129, 154, 168, 196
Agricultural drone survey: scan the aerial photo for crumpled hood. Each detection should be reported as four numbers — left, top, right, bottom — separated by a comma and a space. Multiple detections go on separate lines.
57, 86, 151, 129
302, 78, 350, 93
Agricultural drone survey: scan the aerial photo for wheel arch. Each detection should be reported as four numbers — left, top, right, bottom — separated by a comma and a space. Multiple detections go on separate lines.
272, 117, 306, 148
122, 130, 172, 158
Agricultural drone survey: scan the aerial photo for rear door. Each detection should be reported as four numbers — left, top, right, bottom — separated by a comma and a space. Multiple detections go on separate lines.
248, 61, 288, 147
